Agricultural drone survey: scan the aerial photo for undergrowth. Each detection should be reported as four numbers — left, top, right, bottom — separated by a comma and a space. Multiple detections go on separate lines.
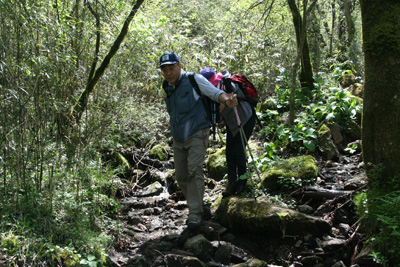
0, 147, 123, 266
354, 164, 400, 266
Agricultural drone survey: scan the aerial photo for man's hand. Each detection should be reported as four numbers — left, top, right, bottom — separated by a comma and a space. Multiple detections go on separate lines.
225, 94, 238, 109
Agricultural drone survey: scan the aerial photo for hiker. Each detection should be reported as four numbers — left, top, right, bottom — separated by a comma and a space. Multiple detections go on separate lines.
200, 68, 257, 197
159, 53, 238, 229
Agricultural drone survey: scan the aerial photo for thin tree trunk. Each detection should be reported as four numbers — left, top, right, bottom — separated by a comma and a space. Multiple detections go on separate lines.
86, 1, 101, 81
288, 0, 317, 126
72, 0, 145, 124
330, 0, 335, 56
344, 0, 355, 46
287, 0, 315, 92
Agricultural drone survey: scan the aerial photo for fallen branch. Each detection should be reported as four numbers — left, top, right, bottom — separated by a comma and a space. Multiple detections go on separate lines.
298, 186, 352, 199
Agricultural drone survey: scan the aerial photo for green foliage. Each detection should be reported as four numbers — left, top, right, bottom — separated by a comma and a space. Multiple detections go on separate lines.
277, 175, 315, 191
366, 190, 400, 266
0, 147, 120, 265
355, 164, 400, 266
259, 68, 363, 161
0, 232, 21, 256
353, 192, 368, 218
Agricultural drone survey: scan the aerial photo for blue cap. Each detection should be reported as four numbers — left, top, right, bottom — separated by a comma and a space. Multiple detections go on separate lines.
200, 67, 215, 80
159, 52, 180, 67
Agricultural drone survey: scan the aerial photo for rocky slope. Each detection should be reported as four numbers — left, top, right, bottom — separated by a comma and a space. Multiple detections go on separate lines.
105, 146, 372, 267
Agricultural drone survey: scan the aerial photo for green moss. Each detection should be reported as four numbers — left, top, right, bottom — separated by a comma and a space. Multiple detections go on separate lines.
206, 147, 227, 181
261, 155, 317, 191
149, 144, 168, 161
216, 196, 331, 237
0, 232, 21, 255
317, 123, 330, 136
112, 151, 131, 172
55, 247, 80, 267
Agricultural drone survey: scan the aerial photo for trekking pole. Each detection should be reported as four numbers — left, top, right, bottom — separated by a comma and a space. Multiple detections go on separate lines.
238, 123, 265, 192
229, 94, 258, 201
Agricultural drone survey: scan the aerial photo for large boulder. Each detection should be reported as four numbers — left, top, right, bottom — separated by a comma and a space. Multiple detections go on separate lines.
216, 197, 331, 237
261, 155, 318, 191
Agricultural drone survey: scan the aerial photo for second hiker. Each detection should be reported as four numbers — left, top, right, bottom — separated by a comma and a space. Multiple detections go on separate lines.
200, 67, 257, 197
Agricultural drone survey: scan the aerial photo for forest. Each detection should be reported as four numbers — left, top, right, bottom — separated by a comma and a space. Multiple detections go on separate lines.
1, 0, 399, 266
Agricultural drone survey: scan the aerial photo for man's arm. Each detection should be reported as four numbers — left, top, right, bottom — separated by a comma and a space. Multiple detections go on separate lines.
194, 74, 237, 108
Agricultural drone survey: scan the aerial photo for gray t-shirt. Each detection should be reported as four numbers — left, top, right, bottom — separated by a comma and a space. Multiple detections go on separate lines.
218, 79, 253, 137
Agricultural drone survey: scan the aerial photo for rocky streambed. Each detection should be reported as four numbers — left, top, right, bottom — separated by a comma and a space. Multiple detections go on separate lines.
106, 148, 372, 267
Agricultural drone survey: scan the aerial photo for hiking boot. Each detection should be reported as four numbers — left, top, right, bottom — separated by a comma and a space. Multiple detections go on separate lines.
234, 179, 248, 195
203, 204, 212, 221
222, 181, 237, 198
186, 214, 202, 229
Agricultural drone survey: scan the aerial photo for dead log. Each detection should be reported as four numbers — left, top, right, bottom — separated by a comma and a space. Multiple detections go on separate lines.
298, 186, 352, 199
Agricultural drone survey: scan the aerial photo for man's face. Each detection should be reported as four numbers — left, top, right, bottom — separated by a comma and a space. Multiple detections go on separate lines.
161, 63, 181, 85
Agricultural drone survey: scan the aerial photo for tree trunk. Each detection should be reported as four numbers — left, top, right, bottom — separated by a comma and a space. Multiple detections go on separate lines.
344, 0, 355, 46
360, 0, 400, 189
287, 0, 315, 91
287, 0, 317, 126
329, 0, 335, 57
72, 0, 145, 124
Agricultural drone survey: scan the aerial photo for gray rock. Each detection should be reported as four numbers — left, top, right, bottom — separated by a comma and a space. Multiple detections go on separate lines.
184, 234, 213, 262
298, 204, 314, 214
127, 211, 143, 225
338, 223, 351, 235
137, 181, 164, 197
213, 242, 232, 265
320, 236, 346, 251
164, 254, 207, 267
232, 258, 273, 266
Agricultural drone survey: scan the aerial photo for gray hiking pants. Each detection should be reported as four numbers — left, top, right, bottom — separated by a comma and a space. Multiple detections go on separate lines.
173, 128, 209, 217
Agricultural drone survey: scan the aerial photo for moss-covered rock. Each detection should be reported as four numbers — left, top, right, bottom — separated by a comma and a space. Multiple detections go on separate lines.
261, 155, 318, 191
149, 144, 168, 161
339, 73, 356, 88
55, 247, 80, 267
258, 97, 277, 112
317, 124, 339, 160
215, 197, 331, 237
110, 151, 131, 172
206, 147, 227, 181
348, 83, 364, 98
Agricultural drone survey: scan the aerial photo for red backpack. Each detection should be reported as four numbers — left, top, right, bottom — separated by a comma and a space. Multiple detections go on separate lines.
228, 74, 258, 107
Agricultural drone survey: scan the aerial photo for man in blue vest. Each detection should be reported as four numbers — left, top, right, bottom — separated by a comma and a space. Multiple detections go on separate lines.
160, 52, 237, 229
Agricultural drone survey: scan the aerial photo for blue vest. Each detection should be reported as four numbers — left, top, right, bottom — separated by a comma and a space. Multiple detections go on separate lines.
164, 73, 210, 142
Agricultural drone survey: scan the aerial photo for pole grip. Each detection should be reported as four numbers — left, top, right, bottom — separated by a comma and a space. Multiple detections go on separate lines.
230, 93, 241, 126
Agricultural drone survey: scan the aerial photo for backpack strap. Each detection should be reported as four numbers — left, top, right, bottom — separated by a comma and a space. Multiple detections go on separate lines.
188, 72, 220, 141
188, 72, 201, 96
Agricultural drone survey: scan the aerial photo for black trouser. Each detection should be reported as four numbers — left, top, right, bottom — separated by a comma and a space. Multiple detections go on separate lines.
225, 110, 256, 183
